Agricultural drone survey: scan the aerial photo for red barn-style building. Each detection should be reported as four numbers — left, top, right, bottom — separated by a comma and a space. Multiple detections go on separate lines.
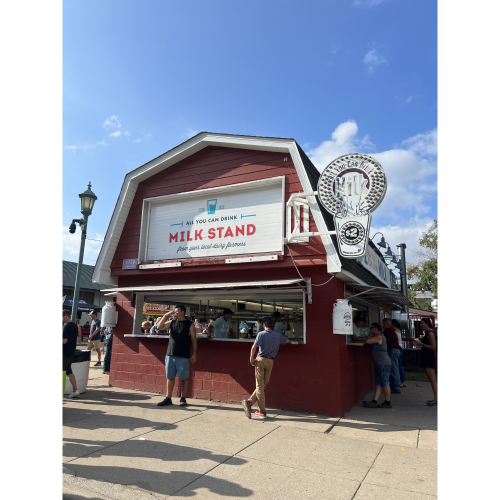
93, 133, 411, 417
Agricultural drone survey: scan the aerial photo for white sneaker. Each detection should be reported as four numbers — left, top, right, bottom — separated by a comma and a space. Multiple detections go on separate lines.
68, 390, 80, 398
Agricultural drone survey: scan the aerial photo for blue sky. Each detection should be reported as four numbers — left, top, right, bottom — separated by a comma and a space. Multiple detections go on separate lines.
63, 0, 437, 267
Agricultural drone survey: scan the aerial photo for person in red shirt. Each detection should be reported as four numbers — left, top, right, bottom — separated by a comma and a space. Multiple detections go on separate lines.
382, 318, 401, 394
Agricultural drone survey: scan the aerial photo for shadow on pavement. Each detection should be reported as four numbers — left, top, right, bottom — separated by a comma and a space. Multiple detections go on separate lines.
65, 439, 253, 498
63, 390, 203, 413
67, 466, 252, 497
63, 494, 109, 500
343, 383, 438, 431
63, 406, 195, 431
67, 389, 153, 402
65, 437, 246, 465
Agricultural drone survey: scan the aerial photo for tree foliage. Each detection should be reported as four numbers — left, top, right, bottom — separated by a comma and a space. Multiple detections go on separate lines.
407, 220, 438, 309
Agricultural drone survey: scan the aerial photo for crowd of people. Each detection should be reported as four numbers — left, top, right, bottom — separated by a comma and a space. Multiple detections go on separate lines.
63, 306, 437, 415
137, 310, 291, 340
352, 316, 437, 409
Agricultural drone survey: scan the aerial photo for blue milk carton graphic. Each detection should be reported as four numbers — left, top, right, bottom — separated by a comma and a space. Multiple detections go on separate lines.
207, 199, 217, 215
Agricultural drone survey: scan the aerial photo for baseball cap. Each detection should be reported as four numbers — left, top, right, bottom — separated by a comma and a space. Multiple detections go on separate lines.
222, 308, 234, 315
262, 316, 273, 325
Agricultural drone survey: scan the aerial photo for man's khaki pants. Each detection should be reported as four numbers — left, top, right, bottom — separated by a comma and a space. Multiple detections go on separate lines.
249, 357, 274, 413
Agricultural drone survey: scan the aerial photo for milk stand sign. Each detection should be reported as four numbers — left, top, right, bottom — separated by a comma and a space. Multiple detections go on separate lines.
317, 153, 387, 259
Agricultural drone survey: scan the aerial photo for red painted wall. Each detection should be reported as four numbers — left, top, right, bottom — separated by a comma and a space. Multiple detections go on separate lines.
106, 145, 375, 416
111, 146, 327, 279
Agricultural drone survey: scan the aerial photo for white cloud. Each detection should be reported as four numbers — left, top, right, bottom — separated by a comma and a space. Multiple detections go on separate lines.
124, 131, 131, 136
64, 141, 107, 153
133, 138, 141, 143
306, 121, 437, 221
363, 42, 388, 73
62, 226, 104, 264
108, 130, 121, 138
186, 127, 200, 139
400, 129, 437, 157
306, 120, 374, 168
396, 95, 420, 106
103, 115, 121, 130
353, 0, 386, 7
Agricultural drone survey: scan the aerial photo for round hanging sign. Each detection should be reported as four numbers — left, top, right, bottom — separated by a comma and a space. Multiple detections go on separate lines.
317, 153, 387, 217
317, 153, 387, 259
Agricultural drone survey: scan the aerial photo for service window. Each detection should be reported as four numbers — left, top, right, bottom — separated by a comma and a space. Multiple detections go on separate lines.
345, 295, 378, 346
129, 286, 306, 344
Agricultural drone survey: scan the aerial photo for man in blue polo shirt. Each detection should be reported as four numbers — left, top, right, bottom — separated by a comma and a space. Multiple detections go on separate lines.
241, 316, 289, 419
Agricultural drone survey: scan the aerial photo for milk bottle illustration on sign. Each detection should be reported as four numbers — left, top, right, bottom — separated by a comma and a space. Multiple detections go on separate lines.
317, 153, 387, 259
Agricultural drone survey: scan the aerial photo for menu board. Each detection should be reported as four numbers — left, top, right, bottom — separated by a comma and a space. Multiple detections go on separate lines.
143, 303, 173, 316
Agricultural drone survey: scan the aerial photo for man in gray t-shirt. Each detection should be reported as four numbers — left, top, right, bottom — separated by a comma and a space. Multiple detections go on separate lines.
241, 316, 289, 420
362, 323, 392, 409
207, 308, 235, 339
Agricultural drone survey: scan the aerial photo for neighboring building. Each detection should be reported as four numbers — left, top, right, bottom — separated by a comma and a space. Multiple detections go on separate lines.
62, 260, 115, 325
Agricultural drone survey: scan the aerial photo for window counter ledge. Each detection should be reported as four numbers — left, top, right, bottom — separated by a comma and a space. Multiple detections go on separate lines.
124, 334, 304, 344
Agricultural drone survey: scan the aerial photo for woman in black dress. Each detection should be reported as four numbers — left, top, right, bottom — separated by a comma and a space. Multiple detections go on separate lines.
414, 318, 437, 406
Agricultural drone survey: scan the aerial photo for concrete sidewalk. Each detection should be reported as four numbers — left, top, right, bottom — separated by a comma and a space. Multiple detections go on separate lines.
63, 365, 437, 499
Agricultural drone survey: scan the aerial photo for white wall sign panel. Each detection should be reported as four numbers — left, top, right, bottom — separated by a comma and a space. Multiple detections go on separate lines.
357, 244, 394, 289
145, 179, 284, 261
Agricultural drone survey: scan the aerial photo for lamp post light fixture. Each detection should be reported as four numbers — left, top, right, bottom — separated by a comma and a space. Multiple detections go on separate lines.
371, 233, 408, 296
68, 182, 98, 322
384, 245, 395, 258
389, 254, 398, 265
371, 232, 387, 249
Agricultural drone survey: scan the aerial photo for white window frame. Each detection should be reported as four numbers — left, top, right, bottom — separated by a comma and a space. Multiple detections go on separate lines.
128, 288, 306, 345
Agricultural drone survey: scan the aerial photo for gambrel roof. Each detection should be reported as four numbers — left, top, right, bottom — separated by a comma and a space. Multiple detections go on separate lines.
92, 132, 388, 288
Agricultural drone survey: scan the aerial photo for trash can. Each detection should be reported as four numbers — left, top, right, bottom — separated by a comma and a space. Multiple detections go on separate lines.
64, 349, 91, 395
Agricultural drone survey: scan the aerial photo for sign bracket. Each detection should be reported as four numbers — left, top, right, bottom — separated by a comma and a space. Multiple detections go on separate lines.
286, 192, 337, 244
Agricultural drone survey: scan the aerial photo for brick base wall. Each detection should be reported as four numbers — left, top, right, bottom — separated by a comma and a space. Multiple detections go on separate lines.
109, 278, 375, 417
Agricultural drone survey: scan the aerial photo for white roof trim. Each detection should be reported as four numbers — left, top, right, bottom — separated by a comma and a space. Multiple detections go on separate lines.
92, 133, 342, 285
101, 278, 305, 293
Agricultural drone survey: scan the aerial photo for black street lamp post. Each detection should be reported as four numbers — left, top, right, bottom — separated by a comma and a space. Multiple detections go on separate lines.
68, 182, 97, 322
396, 243, 408, 314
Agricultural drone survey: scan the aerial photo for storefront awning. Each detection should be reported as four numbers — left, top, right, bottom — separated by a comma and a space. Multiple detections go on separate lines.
346, 283, 413, 308
101, 278, 307, 294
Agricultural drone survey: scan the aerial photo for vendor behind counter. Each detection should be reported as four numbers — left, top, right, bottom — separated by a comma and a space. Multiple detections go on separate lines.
206, 308, 236, 338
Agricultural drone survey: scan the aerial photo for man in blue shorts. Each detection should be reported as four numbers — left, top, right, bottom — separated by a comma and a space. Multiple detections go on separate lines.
156, 305, 197, 407
362, 323, 392, 409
